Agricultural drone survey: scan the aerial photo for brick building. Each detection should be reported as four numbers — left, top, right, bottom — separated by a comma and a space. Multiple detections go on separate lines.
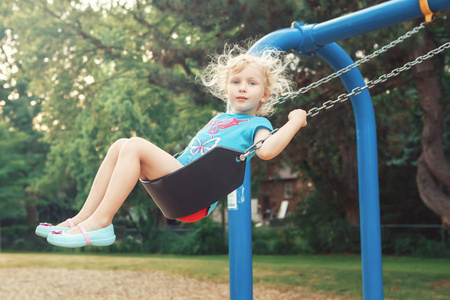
209, 166, 313, 225
257, 167, 313, 224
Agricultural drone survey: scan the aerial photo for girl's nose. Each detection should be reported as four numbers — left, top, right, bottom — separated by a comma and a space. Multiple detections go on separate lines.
239, 84, 246, 92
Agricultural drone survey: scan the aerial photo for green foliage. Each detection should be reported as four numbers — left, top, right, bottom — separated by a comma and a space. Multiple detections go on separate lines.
0, 0, 448, 256
87, 218, 227, 255
293, 183, 362, 253
121, 188, 163, 253
252, 226, 308, 255
181, 219, 227, 255
381, 227, 449, 258
0, 225, 54, 251
0, 121, 29, 221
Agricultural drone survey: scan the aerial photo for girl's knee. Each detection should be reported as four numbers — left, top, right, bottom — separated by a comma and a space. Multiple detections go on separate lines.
125, 137, 148, 149
128, 137, 147, 144
120, 137, 150, 155
108, 138, 129, 155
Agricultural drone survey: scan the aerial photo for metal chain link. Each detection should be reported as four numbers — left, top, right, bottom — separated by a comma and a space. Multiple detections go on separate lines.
241, 19, 446, 158
240, 41, 449, 158
306, 41, 450, 117
239, 128, 279, 161
275, 21, 431, 105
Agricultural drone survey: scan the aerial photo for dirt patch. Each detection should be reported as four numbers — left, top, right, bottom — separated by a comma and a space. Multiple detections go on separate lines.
0, 268, 343, 300
429, 280, 450, 291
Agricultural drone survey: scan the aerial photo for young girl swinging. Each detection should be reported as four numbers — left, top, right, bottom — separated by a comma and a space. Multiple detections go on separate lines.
36, 45, 308, 248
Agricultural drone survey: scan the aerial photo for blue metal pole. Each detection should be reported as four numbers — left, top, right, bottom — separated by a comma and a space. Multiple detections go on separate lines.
237, 1, 450, 299
251, 36, 384, 298
250, 11, 387, 299
228, 159, 253, 300
316, 43, 383, 300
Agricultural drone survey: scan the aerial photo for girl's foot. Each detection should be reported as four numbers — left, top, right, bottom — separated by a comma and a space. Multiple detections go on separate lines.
36, 211, 92, 238
35, 218, 75, 238
62, 216, 110, 235
47, 223, 116, 248
55, 212, 90, 228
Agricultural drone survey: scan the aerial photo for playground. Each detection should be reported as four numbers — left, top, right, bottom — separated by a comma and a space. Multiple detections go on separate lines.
0, 268, 330, 300
1, 0, 449, 299
1, 253, 449, 299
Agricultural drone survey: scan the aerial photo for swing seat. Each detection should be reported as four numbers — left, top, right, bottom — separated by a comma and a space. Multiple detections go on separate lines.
141, 146, 247, 219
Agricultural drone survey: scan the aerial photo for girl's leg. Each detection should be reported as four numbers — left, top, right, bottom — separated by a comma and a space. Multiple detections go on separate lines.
55, 138, 129, 227
66, 137, 183, 234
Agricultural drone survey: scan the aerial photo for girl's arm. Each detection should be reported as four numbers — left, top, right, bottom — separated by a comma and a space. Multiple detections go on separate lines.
255, 109, 307, 160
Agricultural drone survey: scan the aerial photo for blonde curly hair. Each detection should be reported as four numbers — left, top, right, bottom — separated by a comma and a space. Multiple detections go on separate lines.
199, 44, 294, 117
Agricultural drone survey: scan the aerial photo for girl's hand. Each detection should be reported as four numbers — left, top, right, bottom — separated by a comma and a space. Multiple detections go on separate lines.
288, 109, 308, 128
256, 109, 308, 160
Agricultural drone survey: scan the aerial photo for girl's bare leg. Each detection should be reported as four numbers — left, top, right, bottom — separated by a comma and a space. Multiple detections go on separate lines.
65, 137, 183, 234
55, 138, 129, 227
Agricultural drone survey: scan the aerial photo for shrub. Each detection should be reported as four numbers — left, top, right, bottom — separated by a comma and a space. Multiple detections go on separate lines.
293, 188, 361, 254
252, 226, 309, 255
187, 218, 227, 255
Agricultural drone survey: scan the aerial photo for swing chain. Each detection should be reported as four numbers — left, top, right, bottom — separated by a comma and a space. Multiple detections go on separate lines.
276, 21, 431, 105
239, 128, 279, 161
306, 41, 450, 117
227, 20, 443, 162
236, 40, 449, 158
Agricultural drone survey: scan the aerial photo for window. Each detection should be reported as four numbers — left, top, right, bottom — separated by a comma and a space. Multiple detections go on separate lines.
284, 182, 293, 198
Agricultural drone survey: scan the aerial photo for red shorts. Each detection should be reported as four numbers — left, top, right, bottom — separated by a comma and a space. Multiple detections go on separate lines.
177, 207, 209, 223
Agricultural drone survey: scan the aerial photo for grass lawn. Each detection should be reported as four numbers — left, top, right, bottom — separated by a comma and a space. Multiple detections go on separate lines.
1, 252, 449, 299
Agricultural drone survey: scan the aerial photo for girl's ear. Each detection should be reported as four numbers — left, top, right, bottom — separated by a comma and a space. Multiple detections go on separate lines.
261, 88, 271, 103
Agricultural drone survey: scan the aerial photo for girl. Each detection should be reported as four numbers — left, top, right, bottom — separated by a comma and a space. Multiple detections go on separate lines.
36, 45, 307, 248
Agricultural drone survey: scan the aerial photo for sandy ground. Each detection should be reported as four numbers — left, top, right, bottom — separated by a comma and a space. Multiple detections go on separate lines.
0, 268, 344, 300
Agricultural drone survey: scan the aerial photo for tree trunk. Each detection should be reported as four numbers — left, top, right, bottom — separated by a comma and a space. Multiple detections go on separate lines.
26, 198, 37, 226
412, 40, 450, 232
339, 143, 360, 225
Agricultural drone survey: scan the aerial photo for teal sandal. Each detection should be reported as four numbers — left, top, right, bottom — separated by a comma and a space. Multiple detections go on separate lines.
47, 223, 116, 248
35, 218, 74, 238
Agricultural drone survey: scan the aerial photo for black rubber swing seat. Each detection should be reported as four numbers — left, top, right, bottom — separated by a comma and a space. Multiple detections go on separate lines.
141, 146, 247, 219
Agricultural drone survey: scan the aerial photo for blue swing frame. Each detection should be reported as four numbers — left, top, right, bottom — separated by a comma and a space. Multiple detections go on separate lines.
227, 1, 450, 299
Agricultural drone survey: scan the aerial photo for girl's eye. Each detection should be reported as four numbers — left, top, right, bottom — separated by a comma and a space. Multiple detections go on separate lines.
249, 82, 256, 86
232, 80, 239, 85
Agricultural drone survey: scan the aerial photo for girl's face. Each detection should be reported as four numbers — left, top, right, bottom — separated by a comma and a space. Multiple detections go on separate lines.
226, 63, 269, 116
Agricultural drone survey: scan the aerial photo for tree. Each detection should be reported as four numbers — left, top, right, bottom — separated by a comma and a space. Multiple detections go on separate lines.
413, 28, 450, 231
1, 0, 448, 243
0, 17, 49, 228
0, 121, 29, 250
276, 4, 449, 230
2, 0, 308, 218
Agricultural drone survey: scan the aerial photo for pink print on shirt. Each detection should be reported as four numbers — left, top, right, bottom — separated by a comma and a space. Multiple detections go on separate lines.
189, 137, 220, 155
189, 117, 250, 156
204, 117, 250, 137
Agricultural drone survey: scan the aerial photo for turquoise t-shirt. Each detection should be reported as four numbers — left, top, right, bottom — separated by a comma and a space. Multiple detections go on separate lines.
177, 113, 273, 215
